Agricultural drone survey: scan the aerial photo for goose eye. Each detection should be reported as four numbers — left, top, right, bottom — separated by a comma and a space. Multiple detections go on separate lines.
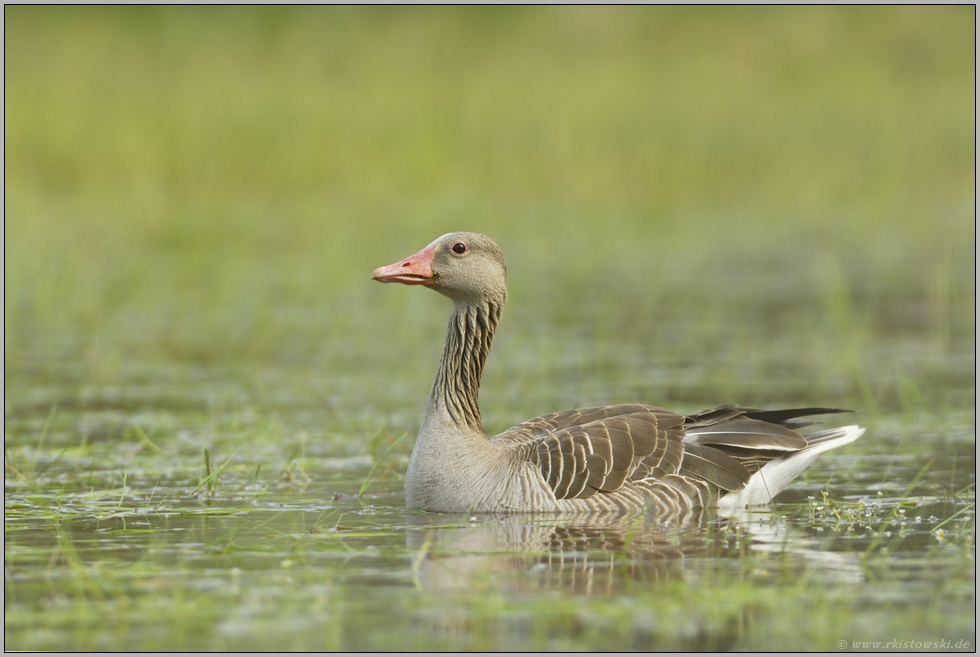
451, 242, 466, 254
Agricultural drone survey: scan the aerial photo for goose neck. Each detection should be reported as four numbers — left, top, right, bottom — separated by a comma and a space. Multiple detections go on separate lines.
428, 298, 502, 434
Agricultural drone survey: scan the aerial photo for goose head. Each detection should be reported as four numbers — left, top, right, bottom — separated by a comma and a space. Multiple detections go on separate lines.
372, 232, 507, 306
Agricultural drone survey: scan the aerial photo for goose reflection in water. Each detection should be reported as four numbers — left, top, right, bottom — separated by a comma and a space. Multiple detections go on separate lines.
406, 507, 863, 597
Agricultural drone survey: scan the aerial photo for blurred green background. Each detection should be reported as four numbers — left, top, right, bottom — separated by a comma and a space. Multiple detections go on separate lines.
4, 6, 975, 415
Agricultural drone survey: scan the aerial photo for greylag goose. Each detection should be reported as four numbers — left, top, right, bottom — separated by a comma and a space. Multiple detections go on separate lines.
372, 232, 864, 514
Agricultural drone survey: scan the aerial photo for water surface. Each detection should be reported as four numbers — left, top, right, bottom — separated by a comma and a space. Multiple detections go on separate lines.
5, 329, 975, 651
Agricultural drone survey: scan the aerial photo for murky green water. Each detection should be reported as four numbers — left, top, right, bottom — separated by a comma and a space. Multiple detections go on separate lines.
5, 319, 975, 651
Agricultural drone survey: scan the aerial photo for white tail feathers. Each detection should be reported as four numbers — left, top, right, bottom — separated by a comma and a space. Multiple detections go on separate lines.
717, 425, 865, 513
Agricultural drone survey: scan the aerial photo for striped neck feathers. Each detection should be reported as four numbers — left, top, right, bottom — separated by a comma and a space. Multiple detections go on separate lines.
430, 298, 503, 434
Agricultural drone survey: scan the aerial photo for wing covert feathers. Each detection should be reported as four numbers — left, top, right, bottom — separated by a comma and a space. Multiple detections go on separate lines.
494, 404, 855, 503
500, 405, 686, 500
